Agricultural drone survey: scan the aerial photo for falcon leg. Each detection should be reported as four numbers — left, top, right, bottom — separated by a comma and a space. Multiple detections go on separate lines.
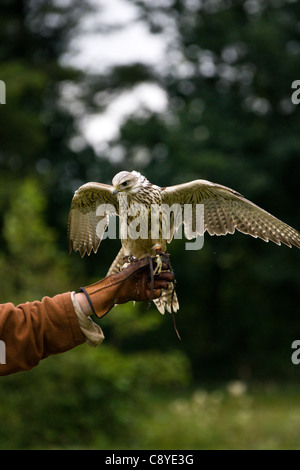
152, 245, 171, 275
151, 244, 164, 275
153, 255, 163, 275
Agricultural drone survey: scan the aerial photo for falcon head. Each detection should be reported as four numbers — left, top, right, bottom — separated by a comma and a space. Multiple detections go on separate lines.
112, 170, 146, 194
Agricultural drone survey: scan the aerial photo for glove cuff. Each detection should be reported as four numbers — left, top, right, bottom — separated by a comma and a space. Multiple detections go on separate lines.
79, 279, 120, 318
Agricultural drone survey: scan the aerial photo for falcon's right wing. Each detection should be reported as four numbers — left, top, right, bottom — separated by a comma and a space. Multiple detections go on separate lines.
162, 179, 300, 248
68, 182, 118, 257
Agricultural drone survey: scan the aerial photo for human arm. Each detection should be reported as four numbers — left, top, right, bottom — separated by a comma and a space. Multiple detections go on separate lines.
0, 258, 174, 376
0, 293, 84, 376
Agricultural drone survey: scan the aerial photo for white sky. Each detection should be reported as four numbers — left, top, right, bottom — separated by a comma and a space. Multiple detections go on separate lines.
64, 0, 167, 73
61, 0, 171, 150
81, 83, 168, 152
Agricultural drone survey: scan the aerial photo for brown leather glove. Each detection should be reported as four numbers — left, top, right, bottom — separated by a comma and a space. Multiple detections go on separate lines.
80, 257, 174, 318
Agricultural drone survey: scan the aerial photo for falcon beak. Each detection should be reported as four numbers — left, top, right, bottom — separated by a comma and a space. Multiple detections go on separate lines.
113, 188, 118, 195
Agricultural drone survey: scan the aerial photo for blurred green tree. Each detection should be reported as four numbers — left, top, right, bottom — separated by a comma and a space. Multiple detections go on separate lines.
0, 177, 71, 304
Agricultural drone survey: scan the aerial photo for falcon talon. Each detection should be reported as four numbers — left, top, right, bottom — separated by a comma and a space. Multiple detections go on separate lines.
123, 254, 137, 263
121, 254, 138, 270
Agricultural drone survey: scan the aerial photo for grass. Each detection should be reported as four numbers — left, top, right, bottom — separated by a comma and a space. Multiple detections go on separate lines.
110, 382, 300, 450
2, 350, 300, 450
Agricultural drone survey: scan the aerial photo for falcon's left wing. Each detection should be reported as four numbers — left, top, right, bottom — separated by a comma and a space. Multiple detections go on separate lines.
162, 179, 300, 248
68, 182, 118, 257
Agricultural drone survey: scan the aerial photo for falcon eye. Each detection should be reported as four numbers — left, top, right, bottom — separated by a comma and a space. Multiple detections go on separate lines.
122, 181, 128, 187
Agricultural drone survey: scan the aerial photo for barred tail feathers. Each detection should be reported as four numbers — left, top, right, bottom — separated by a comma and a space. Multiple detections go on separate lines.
153, 285, 179, 315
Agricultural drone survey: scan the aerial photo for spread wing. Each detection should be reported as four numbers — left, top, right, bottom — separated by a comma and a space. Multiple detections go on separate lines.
162, 179, 300, 248
68, 182, 118, 257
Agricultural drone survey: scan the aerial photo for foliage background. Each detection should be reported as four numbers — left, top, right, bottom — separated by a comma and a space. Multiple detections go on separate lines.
0, 0, 299, 449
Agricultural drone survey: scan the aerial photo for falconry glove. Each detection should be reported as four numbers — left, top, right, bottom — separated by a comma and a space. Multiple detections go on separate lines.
80, 257, 174, 318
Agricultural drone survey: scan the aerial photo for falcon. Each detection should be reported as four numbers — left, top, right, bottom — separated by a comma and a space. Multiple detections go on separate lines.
68, 170, 300, 314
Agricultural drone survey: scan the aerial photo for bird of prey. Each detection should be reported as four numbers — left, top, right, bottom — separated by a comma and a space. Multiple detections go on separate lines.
68, 170, 300, 314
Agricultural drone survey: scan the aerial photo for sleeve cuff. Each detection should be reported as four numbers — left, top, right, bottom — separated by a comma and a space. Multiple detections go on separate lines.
71, 292, 105, 347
